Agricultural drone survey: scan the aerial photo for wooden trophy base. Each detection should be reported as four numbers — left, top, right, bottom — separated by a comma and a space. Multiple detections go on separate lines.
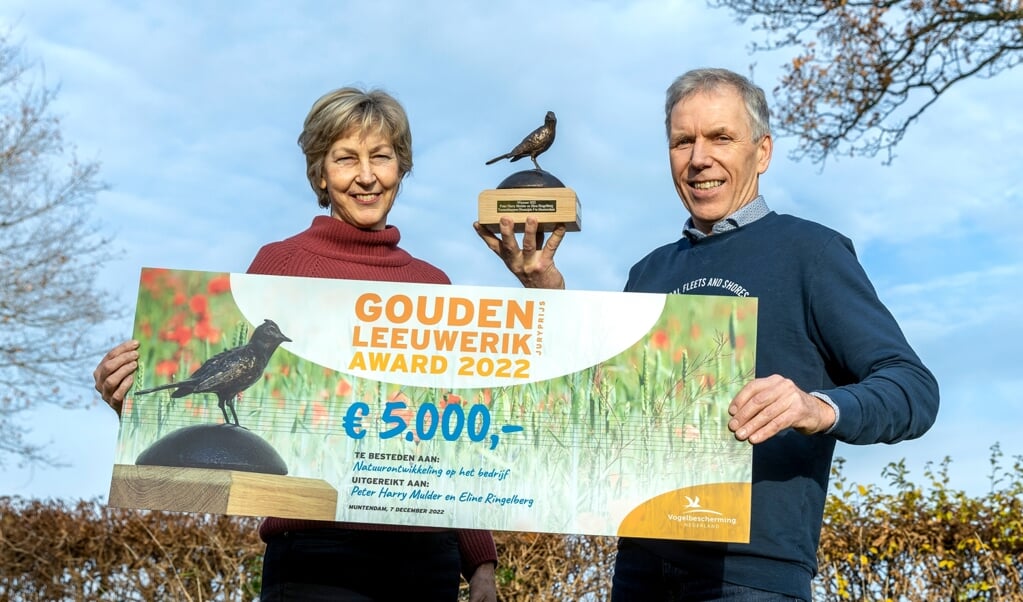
109, 464, 338, 520
478, 187, 581, 233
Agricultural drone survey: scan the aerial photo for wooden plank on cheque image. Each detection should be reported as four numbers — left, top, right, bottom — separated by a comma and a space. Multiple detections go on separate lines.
109, 464, 338, 520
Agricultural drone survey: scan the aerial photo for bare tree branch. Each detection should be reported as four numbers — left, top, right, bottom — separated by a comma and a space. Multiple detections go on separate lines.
0, 29, 123, 467
710, 0, 1023, 164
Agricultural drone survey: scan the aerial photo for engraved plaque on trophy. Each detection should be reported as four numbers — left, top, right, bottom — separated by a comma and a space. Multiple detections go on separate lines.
478, 111, 581, 233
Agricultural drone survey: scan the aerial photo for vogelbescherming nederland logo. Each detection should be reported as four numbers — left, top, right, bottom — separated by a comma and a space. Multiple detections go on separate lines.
666, 495, 738, 527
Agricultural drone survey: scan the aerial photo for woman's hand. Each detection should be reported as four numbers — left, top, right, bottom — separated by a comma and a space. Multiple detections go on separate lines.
473, 217, 566, 290
93, 340, 140, 415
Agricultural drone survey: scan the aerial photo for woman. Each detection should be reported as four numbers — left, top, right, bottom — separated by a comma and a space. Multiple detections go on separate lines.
94, 87, 498, 602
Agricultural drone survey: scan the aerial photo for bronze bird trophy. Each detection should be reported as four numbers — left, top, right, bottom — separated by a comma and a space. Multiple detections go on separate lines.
479, 110, 581, 233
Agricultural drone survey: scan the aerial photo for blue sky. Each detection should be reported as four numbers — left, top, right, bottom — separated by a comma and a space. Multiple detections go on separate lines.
2, 0, 1021, 501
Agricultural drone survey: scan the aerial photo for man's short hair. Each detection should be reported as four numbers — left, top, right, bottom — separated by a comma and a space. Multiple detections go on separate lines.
664, 68, 771, 142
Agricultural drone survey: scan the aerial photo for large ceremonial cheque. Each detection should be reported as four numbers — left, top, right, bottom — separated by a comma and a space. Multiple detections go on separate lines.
109, 268, 758, 543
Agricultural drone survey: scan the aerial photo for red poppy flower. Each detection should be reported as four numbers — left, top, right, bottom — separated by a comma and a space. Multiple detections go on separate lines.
440, 393, 462, 408
194, 319, 221, 344
160, 325, 193, 348
311, 402, 329, 427
189, 294, 208, 315
207, 275, 231, 295
155, 360, 178, 378
140, 269, 165, 295
675, 424, 700, 442
475, 388, 493, 406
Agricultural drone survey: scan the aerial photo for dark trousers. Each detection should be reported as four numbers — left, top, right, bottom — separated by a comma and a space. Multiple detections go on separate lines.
260, 529, 461, 601
611, 539, 805, 602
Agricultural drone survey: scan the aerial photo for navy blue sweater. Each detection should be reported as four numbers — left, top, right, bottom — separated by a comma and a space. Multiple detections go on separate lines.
623, 211, 939, 600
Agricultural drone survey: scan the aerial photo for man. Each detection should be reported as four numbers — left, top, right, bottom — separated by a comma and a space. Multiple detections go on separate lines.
473, 67, 939, 601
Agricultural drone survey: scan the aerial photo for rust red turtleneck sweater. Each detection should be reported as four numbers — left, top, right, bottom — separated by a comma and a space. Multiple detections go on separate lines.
248, 215, 496, 578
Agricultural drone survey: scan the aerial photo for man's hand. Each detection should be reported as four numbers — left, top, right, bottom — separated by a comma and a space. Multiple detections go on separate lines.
468, 561, 497, 602
473, 216, 566, 290
93, 340, 140, 415
728, 374, 836, 444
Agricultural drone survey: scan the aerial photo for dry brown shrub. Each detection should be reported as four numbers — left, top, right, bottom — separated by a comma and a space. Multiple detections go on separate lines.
816, 447, 1023, 601
0, 498, 613, 601
3, 449, 1021, 601
0, 497, 263, 601
486, 532, 614, 601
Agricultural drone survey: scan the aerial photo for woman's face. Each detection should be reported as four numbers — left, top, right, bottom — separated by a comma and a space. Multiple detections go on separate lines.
320, 128, 401, 230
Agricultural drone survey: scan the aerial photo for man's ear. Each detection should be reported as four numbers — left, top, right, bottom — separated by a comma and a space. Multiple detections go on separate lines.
757, 134, 773, 175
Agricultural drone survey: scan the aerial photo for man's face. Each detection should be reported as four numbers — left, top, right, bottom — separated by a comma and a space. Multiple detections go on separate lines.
668, 88, 772, 234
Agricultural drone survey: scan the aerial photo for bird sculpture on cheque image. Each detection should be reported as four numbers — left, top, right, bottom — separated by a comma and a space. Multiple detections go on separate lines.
134, 318, 292, 427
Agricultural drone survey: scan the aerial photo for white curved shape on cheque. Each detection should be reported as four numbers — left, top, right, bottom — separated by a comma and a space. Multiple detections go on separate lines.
230, 273, 666, 388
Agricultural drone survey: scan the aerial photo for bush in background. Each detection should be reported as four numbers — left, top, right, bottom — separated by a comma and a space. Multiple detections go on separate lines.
1, 448, 1020, 601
